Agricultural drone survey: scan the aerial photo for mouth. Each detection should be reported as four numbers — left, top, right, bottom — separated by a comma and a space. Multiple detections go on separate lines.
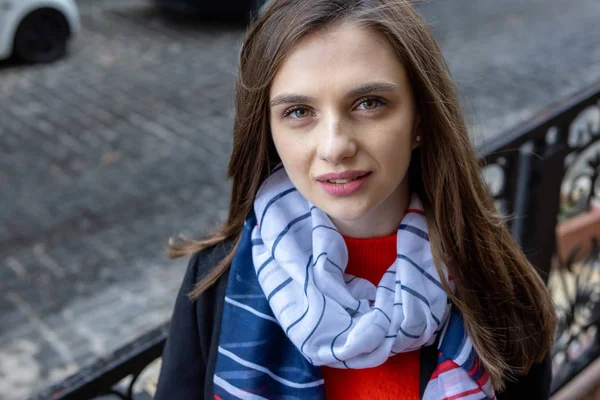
325, 176, 366, 184
316, 171, 371, 197
315, 170, 371, 183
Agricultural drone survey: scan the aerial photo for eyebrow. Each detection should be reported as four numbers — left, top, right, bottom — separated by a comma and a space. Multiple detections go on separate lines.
269, 82, 400, 107
347, 82, 400, 97
269, 94, 315, 108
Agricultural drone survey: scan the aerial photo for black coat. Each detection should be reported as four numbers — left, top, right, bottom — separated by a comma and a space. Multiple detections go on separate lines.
155, 241, 552, 399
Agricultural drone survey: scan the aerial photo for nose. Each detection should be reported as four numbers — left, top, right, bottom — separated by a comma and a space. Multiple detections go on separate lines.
316, 115, 357, 164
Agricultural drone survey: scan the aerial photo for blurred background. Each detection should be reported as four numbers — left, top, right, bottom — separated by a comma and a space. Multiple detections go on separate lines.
1, 0, 600, 399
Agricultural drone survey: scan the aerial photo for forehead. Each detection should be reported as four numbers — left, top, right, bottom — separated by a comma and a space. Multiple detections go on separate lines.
270, 23, 409, 98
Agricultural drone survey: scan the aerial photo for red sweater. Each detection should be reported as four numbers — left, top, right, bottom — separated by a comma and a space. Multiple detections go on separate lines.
322, 233, 420, 400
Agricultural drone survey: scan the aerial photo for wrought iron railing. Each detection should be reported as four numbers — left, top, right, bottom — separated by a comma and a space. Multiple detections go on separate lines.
30, 81, 600, 399
481, 80, 600, 392
550, 237, 600, 393
30, 324, 168, 400
480, 81, 600, 282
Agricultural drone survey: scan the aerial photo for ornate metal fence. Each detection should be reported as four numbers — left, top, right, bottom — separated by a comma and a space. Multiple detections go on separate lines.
481, 81, 600, 393
481, 82, 600, 281
31, 324, 168, 399
31, 81, 600, 399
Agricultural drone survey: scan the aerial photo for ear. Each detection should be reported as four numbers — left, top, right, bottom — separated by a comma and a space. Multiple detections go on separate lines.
412, 113, 422, 150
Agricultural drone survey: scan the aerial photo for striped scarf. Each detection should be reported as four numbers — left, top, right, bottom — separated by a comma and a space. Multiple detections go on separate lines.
214, 166, 496, 399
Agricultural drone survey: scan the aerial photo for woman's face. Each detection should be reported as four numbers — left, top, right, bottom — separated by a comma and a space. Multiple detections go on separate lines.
269, 23, 420, 238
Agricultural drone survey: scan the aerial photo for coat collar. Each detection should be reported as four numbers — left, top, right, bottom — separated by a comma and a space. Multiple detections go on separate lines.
419, 337, 440, 398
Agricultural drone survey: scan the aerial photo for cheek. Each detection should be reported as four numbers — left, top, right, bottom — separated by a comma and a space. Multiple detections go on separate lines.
271, 131, 311, 173
271, 125, 290, 161
369, 125, 414, 166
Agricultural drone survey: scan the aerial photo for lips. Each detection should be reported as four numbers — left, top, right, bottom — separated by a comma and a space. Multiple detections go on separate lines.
315, 170, 370, 182
316, 171, 371, 196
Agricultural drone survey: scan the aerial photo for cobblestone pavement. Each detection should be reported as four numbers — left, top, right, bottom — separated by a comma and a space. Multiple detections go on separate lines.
0, 1, 245, 398
1, 0, 600, 398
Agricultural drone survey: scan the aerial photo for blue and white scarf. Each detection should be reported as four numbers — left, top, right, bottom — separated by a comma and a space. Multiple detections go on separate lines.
214, 166, 496, 399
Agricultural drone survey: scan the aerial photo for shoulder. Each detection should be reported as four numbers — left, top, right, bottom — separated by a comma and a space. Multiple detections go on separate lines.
186, 239, 236, 284
176, 239, 235, 309
442, 307, 552, 399
155, 240, 234, 399
497, 353, 552, 399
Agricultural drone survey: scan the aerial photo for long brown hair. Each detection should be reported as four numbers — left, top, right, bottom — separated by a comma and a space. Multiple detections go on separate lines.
170, 0, 556, 389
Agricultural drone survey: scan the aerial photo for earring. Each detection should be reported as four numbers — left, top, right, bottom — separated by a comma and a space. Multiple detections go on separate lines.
416, 135, 421, 142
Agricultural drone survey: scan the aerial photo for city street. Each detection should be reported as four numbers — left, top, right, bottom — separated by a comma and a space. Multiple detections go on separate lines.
1, 0, 600, 398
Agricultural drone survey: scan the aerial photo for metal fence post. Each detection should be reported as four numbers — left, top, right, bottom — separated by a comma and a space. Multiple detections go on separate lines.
519, 134, 569, 283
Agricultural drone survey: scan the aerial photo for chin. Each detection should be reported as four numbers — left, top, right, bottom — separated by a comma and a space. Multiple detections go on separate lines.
319, 203, 371, 223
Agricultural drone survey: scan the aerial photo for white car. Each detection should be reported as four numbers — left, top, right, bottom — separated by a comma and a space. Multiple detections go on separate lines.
0, 0, 80, 63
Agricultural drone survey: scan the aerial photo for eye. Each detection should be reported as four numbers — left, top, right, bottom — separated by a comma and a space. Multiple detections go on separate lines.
356, 97, 386, 111
282, 106, 312, 119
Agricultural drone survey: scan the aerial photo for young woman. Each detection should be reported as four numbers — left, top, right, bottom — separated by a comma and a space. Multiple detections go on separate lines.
155, 0, 557, 399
